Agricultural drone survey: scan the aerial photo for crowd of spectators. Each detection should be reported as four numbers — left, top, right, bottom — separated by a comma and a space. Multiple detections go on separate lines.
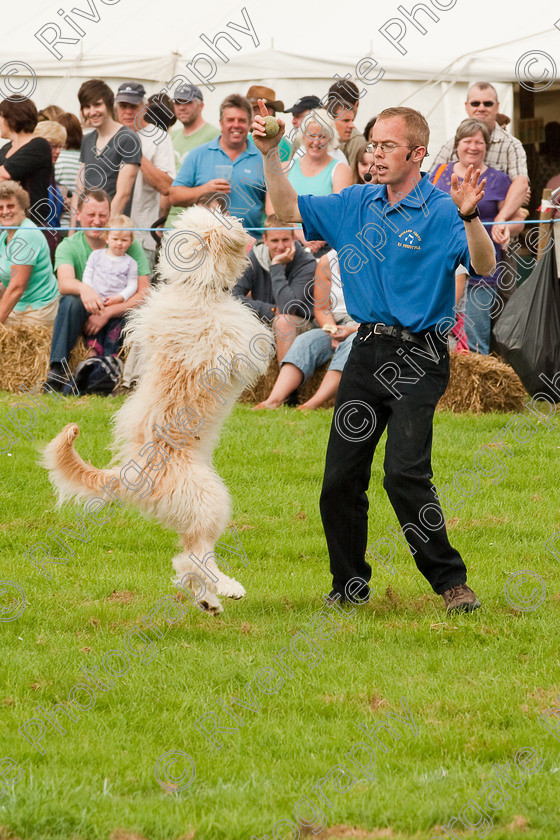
0, 73, 556, 404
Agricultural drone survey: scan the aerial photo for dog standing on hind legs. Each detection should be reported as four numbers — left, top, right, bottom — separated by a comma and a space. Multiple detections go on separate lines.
43, 207, 274, 615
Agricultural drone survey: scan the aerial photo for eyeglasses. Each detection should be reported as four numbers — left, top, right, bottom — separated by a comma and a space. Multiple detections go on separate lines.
468, 100, 496, 108
366, 142, 429, 157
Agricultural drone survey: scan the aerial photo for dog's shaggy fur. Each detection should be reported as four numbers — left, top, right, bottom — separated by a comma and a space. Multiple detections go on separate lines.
43, 207, 273, 614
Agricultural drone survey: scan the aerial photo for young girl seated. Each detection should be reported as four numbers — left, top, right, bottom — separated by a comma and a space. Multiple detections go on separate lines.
82, 214, 138, 357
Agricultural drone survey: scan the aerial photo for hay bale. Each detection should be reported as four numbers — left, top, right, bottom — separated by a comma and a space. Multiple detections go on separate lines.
0, 321, 88, 392
241, 350, 528, 414
240, 359, 335, 407
437, 352, 527, 414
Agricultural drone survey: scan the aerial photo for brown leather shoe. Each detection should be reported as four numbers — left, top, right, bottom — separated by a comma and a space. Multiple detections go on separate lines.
442, 583, 481, 613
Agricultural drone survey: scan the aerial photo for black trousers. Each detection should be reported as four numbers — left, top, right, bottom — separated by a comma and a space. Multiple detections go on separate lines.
319, 326, 468, 596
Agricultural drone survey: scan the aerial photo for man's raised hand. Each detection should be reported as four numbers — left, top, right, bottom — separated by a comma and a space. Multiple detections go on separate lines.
251, 98, 285, 155
450, 165, 486, 216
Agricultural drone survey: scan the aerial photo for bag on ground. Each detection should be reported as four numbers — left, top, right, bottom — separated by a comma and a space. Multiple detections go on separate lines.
64, 355, 123, 395
493, 242, 560, 399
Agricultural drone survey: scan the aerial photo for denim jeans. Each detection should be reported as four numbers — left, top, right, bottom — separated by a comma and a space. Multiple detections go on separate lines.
319, 327, 468, 596
49, 294, 124, 364
281, 328, 357, 381
49, 294, 89, 366
465, 282, 496, 355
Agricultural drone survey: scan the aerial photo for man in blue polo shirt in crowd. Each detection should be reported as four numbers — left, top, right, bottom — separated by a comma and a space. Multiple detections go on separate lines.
252, 101, 496, 614
168, 93, 265, 232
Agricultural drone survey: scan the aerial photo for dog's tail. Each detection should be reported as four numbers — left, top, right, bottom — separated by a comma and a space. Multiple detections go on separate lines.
43, 423, 120, 506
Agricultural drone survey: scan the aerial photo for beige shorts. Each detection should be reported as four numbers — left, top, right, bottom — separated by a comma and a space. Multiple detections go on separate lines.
6, 297, 60, 328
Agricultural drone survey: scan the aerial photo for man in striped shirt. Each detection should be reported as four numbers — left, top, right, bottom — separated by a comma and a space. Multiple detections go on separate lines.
430, 82, 529, 244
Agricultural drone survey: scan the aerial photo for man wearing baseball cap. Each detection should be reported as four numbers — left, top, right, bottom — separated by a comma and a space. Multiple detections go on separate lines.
115, 81, 146, 106
167, 83, 220, 228
285, 95, 322, 129
171, 84, 219, 172
114, 80, 176, 266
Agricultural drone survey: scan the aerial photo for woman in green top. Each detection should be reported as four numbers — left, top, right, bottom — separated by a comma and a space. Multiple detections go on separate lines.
266, 109, 352, 256
0, 181, 59, 326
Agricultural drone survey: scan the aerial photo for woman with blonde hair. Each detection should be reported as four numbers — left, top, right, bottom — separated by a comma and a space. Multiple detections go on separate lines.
0, 181, 59, 326
34, 120, 68, 255
266, 109, 352, 255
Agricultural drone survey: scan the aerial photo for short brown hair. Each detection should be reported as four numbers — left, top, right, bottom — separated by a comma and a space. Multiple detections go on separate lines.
77, 189, 111, 210
453, 118, 491, 152
219, 93, 252, 123
57, 112, 83, 150
375, 106, 430, 150
145, 93, 177, 130
0, 96, 38, 134
78, 79, 114, 112
0, 180, 30, 212
467, 82, 498, 101
264, 214, 295, 232
326, 80, 360, 117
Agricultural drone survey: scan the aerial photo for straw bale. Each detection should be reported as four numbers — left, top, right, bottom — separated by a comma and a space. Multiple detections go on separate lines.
437, 352, 527, 414
241, 351, 528, 414
0, 321, 88, 392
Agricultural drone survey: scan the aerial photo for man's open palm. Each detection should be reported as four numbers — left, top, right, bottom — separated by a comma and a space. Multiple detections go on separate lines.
450, 165, 486, 216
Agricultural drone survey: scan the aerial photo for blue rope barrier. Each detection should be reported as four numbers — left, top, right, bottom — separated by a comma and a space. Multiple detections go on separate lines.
1, 219, 558, 232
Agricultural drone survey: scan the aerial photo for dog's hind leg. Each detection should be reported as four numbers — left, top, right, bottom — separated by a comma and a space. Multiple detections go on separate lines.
179, 538, 246, 601
172, 550, 224, 615
178, 466, 247, 601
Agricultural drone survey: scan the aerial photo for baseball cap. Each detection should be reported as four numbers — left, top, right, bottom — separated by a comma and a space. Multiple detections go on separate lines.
285, 95, 322, 115
115, 82, 146, 105
174, 84, 203, 103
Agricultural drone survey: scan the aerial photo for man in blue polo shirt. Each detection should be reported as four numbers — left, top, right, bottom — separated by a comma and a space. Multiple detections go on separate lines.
168, 93, 265, 232
252, 102, 496, 614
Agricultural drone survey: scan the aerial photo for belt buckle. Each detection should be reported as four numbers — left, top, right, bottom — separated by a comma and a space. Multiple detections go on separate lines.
373, 323, 385, 335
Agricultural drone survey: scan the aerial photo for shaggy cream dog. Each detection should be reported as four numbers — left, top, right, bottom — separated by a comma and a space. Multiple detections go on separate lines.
43, 207, 273, 614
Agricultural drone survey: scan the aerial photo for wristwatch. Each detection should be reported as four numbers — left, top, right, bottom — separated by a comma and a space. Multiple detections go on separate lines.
457, 207, 480, 222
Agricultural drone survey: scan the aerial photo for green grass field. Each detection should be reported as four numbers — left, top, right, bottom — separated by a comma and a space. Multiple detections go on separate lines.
1, 392, 560, 840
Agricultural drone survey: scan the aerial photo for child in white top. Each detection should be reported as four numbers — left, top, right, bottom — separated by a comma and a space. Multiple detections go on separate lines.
81, 215, 138, 358
82, 215, 138, 305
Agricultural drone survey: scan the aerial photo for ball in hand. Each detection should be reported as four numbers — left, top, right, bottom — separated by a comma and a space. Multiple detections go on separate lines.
264, 116, 280, 137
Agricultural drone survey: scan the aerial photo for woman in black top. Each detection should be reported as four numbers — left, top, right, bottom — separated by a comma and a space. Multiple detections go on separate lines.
0, 95, 52, 227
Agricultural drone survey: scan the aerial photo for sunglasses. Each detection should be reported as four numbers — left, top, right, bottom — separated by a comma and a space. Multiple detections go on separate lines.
468, 100, 496, 108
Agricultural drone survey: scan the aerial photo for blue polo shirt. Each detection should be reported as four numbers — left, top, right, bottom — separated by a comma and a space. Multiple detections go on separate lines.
172, 135, 265, 232
298, 173, 472, 332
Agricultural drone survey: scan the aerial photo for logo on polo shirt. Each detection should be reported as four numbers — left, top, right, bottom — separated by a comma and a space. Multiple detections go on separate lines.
398, 229, 421, 250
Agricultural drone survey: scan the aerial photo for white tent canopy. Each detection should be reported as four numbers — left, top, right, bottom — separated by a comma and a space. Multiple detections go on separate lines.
1, 0, 559, 153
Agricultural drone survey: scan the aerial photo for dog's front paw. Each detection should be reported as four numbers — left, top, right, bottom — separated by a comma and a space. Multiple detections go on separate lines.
216, 577, 246, 599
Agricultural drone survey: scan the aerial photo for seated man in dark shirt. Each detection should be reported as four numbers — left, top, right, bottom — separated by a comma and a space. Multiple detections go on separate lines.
232, 214, 317, 360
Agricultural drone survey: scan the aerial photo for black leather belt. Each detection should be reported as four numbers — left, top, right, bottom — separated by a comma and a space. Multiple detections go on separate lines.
358, 322, 441, 349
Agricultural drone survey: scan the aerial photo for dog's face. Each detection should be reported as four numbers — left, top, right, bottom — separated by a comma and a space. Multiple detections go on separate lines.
159, 207, 249, 292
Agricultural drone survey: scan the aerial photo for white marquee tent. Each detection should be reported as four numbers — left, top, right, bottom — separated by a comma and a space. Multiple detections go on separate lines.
1, 0, 559, 154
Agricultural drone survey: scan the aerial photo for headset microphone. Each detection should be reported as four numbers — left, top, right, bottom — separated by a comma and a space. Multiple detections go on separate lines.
363, 161, 377, 182
406, 150, 412, 161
